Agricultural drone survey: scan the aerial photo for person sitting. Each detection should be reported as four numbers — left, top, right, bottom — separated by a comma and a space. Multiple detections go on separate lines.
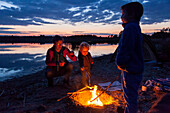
45, 36, 77, 87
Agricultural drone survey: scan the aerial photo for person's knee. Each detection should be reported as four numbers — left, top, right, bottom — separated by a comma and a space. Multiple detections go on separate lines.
67, 63, 73, 72
46, 70, 53, 78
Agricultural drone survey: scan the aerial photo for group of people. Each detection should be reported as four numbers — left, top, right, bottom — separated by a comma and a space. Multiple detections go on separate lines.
45, 2, 144, 113
45, 37, 93, 88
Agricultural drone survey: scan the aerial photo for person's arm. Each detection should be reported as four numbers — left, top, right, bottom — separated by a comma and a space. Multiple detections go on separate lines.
66, 48, 77, 61
45, 49, 57, 66
116, 25, 136, 70
88, 52, 94, 64
78, 52, 84, 68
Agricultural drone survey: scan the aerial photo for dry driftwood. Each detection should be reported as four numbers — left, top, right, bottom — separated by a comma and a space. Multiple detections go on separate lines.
57, 86, 93, 102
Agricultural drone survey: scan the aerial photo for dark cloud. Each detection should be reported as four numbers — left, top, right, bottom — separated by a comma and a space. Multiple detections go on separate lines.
83, 32, 116, 36
72, 30, 115, 36
0, 31, 25, 34
72, 31, 85, 34
0, 0, 169, 26
141, 0, 170, 24
0, 45, 23, 48
0, 30, 40, 34
0, 48, 13, 51
0, 27, 14, 30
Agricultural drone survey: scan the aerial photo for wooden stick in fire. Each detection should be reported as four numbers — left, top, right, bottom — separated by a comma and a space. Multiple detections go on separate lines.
90, 72, 121, 103
57, 85, 93, 102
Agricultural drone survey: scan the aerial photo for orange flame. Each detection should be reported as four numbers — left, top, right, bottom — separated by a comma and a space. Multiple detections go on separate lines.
69, 85, 117, 107
88, 85, 103, 106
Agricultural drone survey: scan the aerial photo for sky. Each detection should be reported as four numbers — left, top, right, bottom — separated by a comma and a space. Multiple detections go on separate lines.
0, 0, 170, 36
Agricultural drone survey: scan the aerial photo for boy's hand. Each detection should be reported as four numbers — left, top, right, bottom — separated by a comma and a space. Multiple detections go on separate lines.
117, 65, 128, 72
59, 61, 65, 67
70, 51, 74, 56
81, 67, 85, 71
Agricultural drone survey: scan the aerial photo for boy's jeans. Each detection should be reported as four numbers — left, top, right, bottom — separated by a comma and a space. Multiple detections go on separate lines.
122, 71, 143, 113
80, 68, 91, 87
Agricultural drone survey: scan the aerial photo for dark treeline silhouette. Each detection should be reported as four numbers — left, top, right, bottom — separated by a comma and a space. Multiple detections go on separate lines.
0, 34, 119, 44
0, 27, 169, 44
150, 27, 170, 62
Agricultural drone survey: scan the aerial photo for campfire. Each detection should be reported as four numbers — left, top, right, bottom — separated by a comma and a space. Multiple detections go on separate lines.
69, 85, 118, 107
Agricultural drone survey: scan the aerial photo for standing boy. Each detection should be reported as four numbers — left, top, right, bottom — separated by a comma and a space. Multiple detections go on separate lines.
116, 2, 144, 113
78, 42, 93, 87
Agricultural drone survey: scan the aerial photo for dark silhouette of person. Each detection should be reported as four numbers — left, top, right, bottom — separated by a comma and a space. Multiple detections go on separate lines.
116, 2, 144, 113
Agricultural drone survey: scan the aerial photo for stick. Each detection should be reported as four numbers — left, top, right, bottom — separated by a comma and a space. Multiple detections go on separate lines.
57, 86, 92, 102
67, 86, 93, 95
57, 94, 70, 102
0, 90, 4, 97
90, 73, 121, 102
67, 90, 90, 94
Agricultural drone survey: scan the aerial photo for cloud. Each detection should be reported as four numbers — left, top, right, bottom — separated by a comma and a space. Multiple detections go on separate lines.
0, 31, 24, 34
72, 30, 115, 36
0, 27, 14, 30
0, 48, 13, 51
83, 32, 116, 36
0, 30, 40, 34
72, 31, 85, 34
0, 1, 20, 10
0, 0, 169, 26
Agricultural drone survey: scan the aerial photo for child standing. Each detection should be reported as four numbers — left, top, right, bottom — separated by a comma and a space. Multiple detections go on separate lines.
78, 42, 93, 87
116, 2, 144, 113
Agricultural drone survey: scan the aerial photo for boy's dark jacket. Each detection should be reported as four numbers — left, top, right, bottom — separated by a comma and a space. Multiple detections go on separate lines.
78, 51, 93, 70
116, 21, 144, 74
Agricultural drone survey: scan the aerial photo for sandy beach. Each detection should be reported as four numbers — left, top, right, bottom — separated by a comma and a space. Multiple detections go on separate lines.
0, 53, 169, 113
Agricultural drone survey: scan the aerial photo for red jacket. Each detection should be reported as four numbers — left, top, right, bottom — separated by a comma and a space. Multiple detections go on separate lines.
45, 46, 77, 66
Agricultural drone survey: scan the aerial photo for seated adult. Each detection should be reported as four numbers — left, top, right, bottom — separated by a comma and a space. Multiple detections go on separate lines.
45, 36, 77, 87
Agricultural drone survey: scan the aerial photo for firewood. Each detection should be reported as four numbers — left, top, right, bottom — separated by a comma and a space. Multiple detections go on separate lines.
57, 86, 93, 102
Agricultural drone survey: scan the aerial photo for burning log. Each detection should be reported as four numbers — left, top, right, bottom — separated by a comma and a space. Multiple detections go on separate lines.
90, 73, 120, 103
57, 74, 121, 108
57, 86, 92, 102
69, 85, 119, 107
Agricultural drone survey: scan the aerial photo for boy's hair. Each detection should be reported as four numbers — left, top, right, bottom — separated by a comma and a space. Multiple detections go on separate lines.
121, 2, 143, 21
80, 42, 90, 51
53, 36, 63, 43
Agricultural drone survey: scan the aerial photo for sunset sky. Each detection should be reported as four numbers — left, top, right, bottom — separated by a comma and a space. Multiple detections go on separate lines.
0, 0, 170, 36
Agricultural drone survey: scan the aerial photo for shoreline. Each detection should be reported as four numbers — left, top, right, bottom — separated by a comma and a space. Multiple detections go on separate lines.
0, 54, 169, 112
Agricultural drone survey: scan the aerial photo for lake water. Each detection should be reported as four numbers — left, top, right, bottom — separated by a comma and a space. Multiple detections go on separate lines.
0, 43, 118, 81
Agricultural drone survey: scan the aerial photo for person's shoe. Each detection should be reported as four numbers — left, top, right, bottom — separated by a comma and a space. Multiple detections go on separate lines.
63, 79, 72, 88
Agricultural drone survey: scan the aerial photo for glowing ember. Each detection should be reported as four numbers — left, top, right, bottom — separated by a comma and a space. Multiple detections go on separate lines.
69, 85, 118, 107
88, 85, 103, 106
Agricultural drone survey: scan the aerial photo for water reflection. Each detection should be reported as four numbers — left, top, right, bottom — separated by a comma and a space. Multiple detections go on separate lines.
0, 43, 118, 81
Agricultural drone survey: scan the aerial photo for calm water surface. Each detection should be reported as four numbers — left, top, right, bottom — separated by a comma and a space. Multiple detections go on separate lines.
0, 43, 118, 81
